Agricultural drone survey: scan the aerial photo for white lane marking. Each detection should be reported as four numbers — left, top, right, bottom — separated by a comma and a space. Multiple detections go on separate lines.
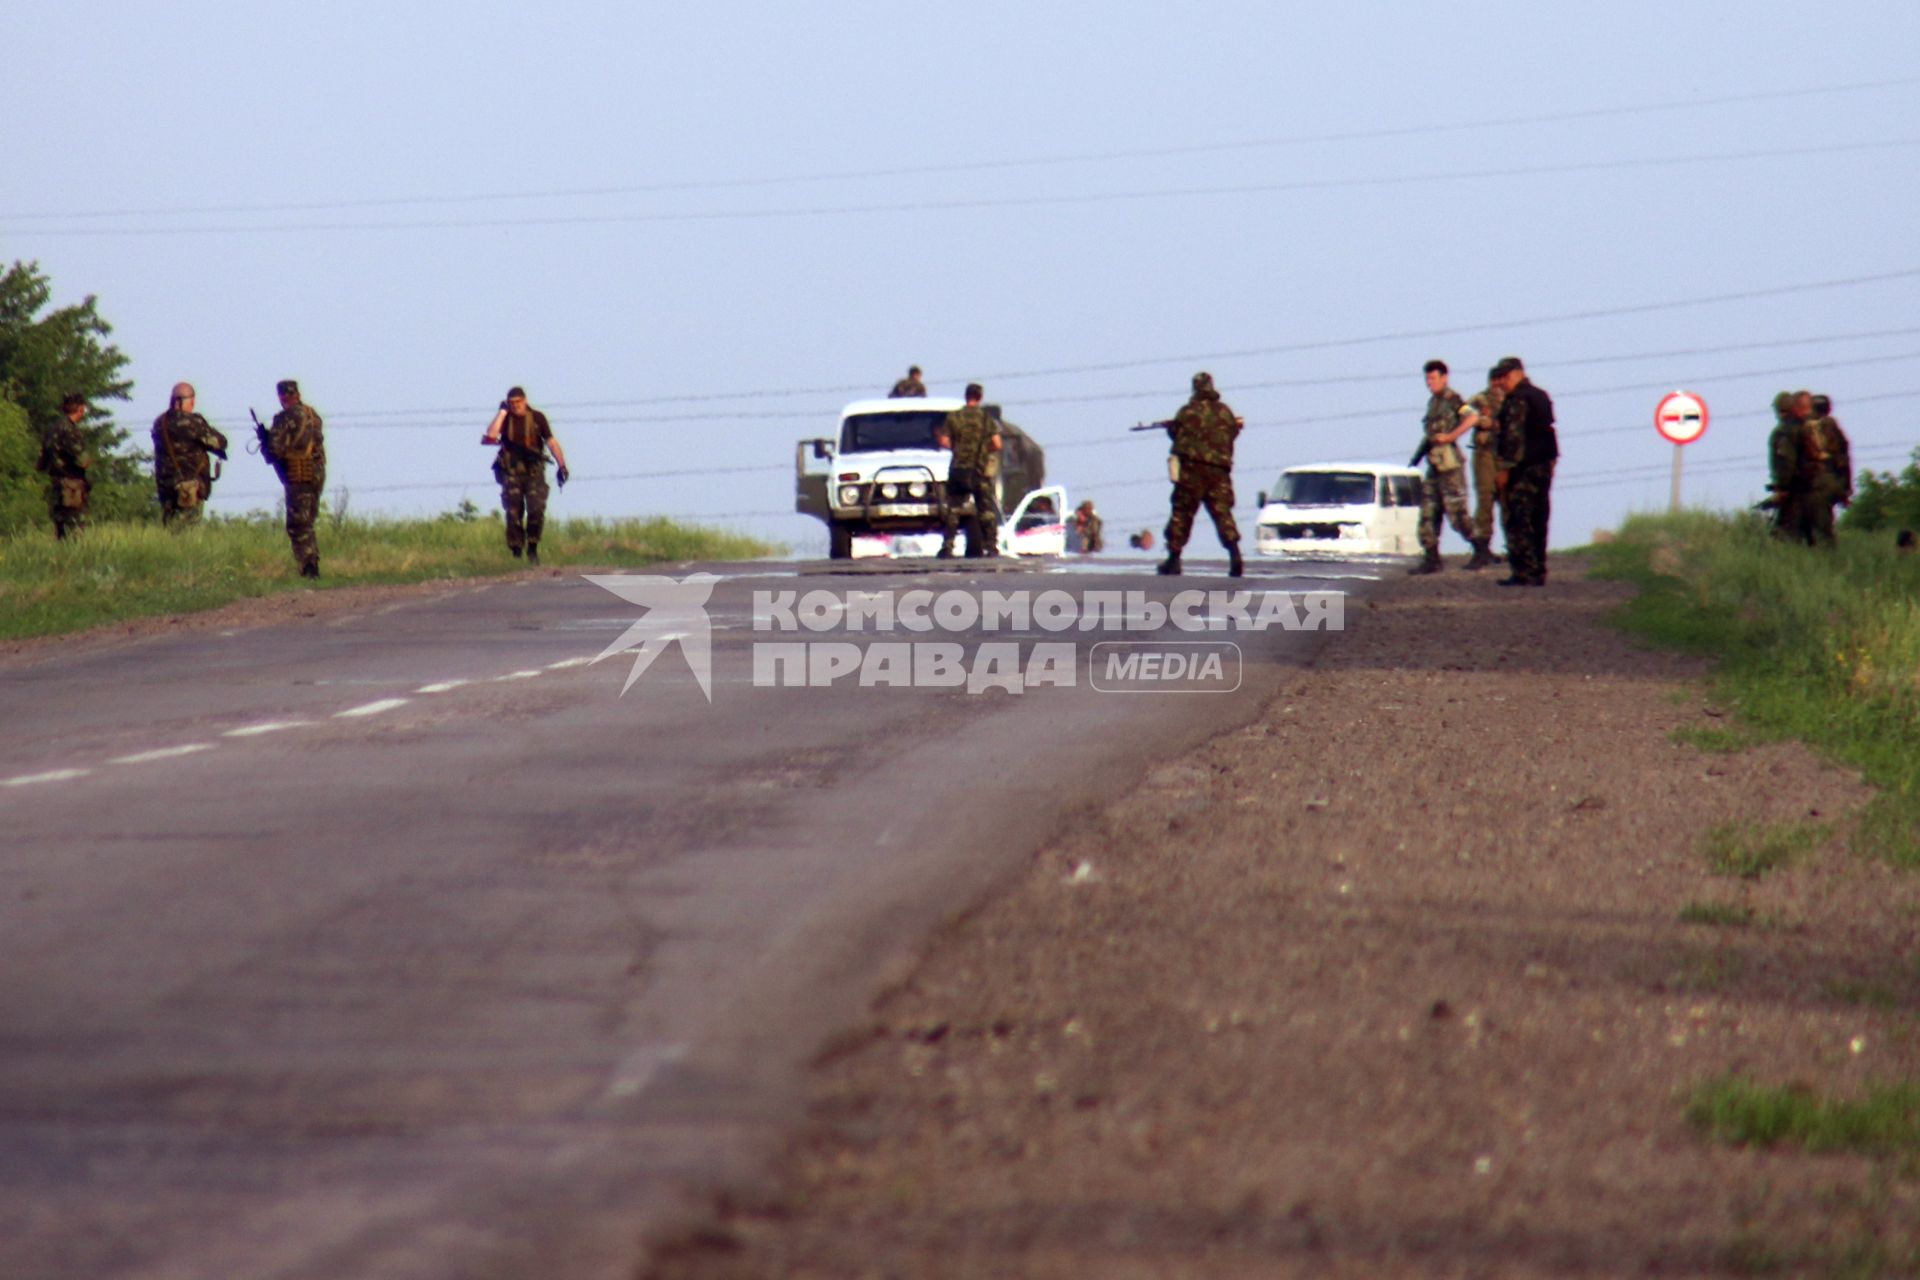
546, 656, 594, 670
2, 768, 93, 788
109, 744, 216, 765
415, 679, 470, 694
335, 698, 410, 719
605, 1043, 689, 1099
492, 670, 543, 682
223, 720, 314, 738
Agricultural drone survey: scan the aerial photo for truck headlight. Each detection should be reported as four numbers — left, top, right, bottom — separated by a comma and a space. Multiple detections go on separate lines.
837, 485, 861, 506
878, 482, 899, 500
907, 480, 929, 498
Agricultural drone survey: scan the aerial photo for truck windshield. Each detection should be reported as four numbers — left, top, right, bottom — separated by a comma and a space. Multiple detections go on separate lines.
841, 411, 949, 453
1276, 472, 1377, 506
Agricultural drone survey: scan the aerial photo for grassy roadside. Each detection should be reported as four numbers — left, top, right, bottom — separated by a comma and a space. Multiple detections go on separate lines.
0, 515, 775, 641
1590, 511, 1920, 869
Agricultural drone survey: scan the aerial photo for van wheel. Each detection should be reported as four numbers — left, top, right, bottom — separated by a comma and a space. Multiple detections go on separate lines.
828, 524, 853, 560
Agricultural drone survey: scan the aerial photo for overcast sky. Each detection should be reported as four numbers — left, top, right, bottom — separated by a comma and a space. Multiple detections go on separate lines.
4, 1, 1917, 555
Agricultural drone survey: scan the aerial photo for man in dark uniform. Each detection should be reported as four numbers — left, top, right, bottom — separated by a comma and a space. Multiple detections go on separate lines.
939, 382, 1000, 558
35, 393, 92, 540
152, 382, 228, 526
481, 386, 570, 565
1765, 390, 1804, 539
1159, 371, 1244, 577
1491, 356, 1558, 587
263, 379, 327, 577
889, 366, 927, 398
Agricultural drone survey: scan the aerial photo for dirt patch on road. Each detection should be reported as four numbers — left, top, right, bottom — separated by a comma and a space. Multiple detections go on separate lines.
649, 565, 1920, 1278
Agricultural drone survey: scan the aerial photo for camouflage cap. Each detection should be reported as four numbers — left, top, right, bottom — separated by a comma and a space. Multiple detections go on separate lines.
1490, 356, 1524, 378
276, 379, 300, 397
1812, 394, 1832, 415
1192, 371, 1215, 394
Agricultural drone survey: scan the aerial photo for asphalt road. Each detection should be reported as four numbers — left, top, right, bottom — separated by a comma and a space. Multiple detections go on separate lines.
0, 554, 1382, 1280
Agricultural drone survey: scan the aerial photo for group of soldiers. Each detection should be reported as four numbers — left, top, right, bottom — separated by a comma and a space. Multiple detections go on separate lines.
1411, 355, 1560, 586
28, 381, 570, 576
1765, 390, 1852, 545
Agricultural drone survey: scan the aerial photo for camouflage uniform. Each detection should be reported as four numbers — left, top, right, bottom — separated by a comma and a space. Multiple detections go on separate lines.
268, 400, 326, 575
1073, 503, 1104, 553
35, 417, 91, 540
889, 375, 926, 398
1797, 407, 1851, 547
1468, 386, 1505, 544
493, 409, 555, 558
152, 409, 228, 525
1417, 387, 1477, 556
1162, 373, 1242, 574
940, 404, 1001, 557
1765, 394, 1803, 539
1494, 376, 1558, 585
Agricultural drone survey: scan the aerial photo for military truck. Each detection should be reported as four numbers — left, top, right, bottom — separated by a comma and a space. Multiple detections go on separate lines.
796, 397, 1055, 559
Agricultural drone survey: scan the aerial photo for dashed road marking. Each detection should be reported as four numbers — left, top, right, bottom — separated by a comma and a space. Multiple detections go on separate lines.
109, 744, 216, 765
492, 670, 543, 682
415, 679, 469, 694
2, 768, 93, 788
335, 698, 411, 719
223, 720, 314, 738
546, 656, 594, 670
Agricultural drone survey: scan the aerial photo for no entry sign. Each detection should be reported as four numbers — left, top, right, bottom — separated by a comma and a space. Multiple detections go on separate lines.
1655, 391, 1709, 445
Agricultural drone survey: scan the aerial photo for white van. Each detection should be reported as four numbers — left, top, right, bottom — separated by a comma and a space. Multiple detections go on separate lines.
1253, 462, 1423, 557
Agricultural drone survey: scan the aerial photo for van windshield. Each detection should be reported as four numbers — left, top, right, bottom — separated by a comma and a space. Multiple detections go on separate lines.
841, 411, 949, 453
1276, 472, 1377, 506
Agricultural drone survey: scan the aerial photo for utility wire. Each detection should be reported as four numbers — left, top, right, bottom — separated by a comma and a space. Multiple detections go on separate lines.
17, 138, 1920, 237
11, 74, 1915, 221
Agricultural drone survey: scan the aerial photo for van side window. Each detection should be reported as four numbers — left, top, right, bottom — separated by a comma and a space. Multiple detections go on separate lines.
1378, 477, 1395, 507
1392, 475, 1420, 507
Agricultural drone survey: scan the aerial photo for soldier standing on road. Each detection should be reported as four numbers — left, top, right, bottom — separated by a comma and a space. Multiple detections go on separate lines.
264, 380, 327, 578
151, 383, 228, 526
1766, 390, 1806, 540
1466, 365, 1505, 570
1800, 392, 1852, 546
1072, 499, 1104, 553
35, 393, 92, 541
1159, 371, 1244, 577
938, 382, 1001, 559
482, 386, 570, 566
1408, 359, 1483, 575
1492, 356, 1558, 587
889, 366, 927, 398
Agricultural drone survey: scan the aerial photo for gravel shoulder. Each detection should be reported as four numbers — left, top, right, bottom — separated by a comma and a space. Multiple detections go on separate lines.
646, 562, 1920, 1278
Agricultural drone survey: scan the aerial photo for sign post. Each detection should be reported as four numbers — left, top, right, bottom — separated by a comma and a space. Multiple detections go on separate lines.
1654, 391, 1709, 512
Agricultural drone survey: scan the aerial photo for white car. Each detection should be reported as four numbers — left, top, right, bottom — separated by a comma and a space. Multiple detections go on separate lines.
1254, 462, 1423, 557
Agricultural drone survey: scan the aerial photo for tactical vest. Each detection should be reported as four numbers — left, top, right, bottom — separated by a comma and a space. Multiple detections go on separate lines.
279, 408, 322, 484
502, 410, 548, 457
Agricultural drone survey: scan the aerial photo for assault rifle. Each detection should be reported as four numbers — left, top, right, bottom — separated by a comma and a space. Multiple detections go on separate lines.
1408, 438, 1431, 469
1130, 420, 1174, 433
251, 409, 284, 482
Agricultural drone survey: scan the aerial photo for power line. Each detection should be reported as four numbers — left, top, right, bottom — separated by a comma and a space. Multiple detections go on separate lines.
17, 138, 1919, 237
11, 74, 1915, 222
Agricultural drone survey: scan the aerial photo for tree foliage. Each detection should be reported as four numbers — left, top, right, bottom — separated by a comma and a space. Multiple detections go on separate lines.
1841, 451, 1920, 535
0, 259, 154, 531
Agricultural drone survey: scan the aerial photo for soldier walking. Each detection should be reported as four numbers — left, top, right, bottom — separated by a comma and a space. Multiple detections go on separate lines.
889, 366, 927, 398
939, 382, 1001, 558
481, 387, 569, 565
1159, 371, 1244, 577
152, 382, 228, 526
1766, 390, 1807, 540
35, 393, 92, 540
1491, 356, 1558, 587
262, 379, 327, 577
1466, 365, 1505, 570
1408, 359, 1484, 575
1798, 391, 1852, 546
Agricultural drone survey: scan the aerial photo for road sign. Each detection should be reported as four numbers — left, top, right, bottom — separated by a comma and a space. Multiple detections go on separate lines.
1654, 391, 1708, 445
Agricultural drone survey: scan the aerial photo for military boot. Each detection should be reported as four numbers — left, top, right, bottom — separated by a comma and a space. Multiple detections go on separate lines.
1407, 549, 1442, 575
300, 559, 320, 579
1466, 540, 1496, 571
1227, 543, 1244, 578
526, 543, 540, 566
1156, 552, 1182, 576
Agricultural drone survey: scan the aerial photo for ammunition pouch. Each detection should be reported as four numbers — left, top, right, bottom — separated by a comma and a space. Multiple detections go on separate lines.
283, 452, 318, 485
58, 476, 88, 510
1428, 441, 1464, 473
175, 479, 202, 511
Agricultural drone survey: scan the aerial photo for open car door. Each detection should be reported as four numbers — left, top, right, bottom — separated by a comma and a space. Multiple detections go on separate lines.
1002, 485, 1068, 557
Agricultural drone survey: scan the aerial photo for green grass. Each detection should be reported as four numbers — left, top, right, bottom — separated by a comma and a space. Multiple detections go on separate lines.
1688, 1076, 1920, 1155
1592, 513, 1920, 868
1821, 979, 1902, 1012
1679, 900, 1757, 927
1669, 723, 1758, 753
0, 514, 775, 641
1703, 820, 1827, 880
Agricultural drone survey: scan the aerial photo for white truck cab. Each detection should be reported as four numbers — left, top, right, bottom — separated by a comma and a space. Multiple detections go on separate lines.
1253, 462, 1423, 557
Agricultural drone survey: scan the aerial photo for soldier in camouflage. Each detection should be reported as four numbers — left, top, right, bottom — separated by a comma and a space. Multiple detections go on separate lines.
265, 379, 327, 578
889, 366, 927, 398
939, 382, 1001, 558
35, 393, 93, 541
151, 383, 228, 526
482, 386, 571, 565
1795, 390, 1851, 547
1159, 371, 1244, 577
1466, 366, 1505, 570
1408, 360, 1485, 575
1765, 390, 1805, 540
1491, 356, 1558, 587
